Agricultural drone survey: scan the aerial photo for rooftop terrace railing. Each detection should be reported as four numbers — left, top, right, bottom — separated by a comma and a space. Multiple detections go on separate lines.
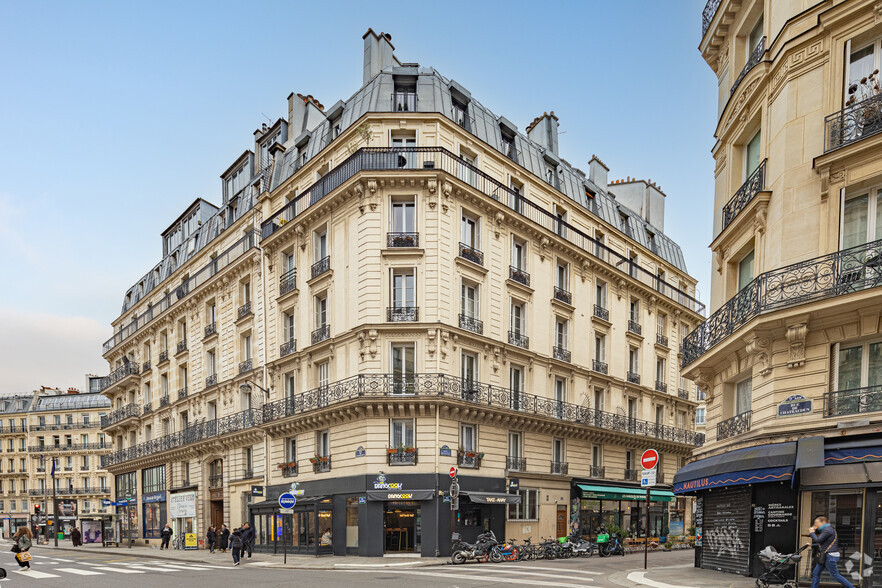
261, 147, 705, 316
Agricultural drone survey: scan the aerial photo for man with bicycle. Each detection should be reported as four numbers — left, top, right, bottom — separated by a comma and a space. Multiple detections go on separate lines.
160, 523, 173, 550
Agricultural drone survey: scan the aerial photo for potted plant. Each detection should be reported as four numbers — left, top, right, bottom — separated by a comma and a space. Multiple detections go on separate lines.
847, 70, 882, 137
464, 450, 477, 458
309, 455, 318, 464
386, 447, 399, 455
277, 463, 288, 469
404, 445, 416, 453
287, 461, 296, 468
663, 540, 673, 551
316, 454, 329, 463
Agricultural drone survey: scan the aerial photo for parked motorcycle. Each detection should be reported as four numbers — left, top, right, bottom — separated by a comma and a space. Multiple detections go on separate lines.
598, 532, 626, 557
561, 534, 595, 557
451, 530, 503, 564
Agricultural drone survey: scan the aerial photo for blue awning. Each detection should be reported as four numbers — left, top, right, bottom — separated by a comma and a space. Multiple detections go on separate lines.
673, 466, 793, 494
825, 446, 882, 465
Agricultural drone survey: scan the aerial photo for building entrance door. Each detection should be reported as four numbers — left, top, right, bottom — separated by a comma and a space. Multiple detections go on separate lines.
384, 504, 420, 553
557, 505, 567, 538
210, 500, 224, 529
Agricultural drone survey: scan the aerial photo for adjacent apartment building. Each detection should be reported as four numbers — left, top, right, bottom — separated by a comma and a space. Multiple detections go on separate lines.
0, 383, 112, 539
99, 29, 705, 556
676, 0, 882, 583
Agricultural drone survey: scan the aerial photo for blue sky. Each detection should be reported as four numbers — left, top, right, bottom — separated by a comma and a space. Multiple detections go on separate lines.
0, 0, 717, 392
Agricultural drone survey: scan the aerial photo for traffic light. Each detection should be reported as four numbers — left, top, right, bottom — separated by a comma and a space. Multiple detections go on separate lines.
34, 504, 40, 515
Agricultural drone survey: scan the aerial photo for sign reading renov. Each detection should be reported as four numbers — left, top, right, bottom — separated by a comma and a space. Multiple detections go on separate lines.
641, 449, 659, 470
278, 492, 297, 509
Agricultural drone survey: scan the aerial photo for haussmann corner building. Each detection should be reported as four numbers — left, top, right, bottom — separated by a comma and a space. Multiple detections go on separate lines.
675, 0, 882, 584
98, 29, 706, 557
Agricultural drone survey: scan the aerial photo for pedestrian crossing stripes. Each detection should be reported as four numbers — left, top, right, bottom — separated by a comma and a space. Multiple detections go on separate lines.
341, 566, 597, 588
3, 560, 238, 580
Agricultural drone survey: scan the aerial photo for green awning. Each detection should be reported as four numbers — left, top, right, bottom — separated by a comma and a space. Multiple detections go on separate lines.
576, 484, 675, 502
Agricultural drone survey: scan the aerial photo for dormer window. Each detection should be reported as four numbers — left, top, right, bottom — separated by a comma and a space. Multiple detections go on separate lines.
500, 131, 518, 163
451, 99, 470, 131
259, 129, 281, 170
224, 164, 249, 201
393, 84, 417, 112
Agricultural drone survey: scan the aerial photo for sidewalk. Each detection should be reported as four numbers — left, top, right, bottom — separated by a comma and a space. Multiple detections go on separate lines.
14, 539, 446, 570
622, 562, 758, 588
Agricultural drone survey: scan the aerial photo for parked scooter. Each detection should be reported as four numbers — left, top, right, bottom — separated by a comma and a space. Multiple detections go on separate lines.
561, 534, 595, 557
499, 538, 520, 561
599, 531, 626, 556
451, 530, 504, 564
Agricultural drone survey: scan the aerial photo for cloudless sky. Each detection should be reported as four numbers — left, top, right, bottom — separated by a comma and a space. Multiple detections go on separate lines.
0, 0, 717, 393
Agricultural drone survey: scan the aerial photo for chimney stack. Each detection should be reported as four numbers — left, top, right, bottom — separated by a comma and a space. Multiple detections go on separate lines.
589, 155, 609, 191
363, 28, 396, 86
526, 111, 559, 156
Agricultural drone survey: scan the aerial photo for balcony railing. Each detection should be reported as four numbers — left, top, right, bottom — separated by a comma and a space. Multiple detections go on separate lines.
206, 374, 217, 387
101, 373, 704, 469
624, 468, 638, 482
29, 443, 110, 453
176, 339, 187, 354
237, 301, 252, 320
509, 266, 530, 286
627, 371, 641, 385
683, 237, 882, 367
312, 457, 331, 473
160, 395, 170, 408
506, 456, 526, 471
101, 404, 139, 428
592, 359, 608, 374
702, 0, 721, 37
158, 350, 169, 363
204, 322, 217, 338
553, 287, 572, 305
459, 314, 483, 335
628, 320, 642, 335
259, 147, 705, 316
387, 449, 418, 466
553, 346, 571, 363
143, 403, 153, 415
142, 360, 151, 372
679, 388, 689, 400
593, 304, 609, 321
508, 330, 529, 349
282, 465, 297, 478
311, 256, 330, 279
825, 91, 882, 152
458, 242, 484, 266
717, 411, 752, 441
208, 475, 223, 488
177, 387, 188, 401
551, 461, 569, 475
730, 37, 765, 96
311, 325, 330, 344
280, 339, 297, 358
279, 267, 297, 296
387, 232, 419, 248
457, 451, 482, 469
655, 380, 667, 393
824, 384, 882, 417
392, 91, 417, 112
97, 362, 140, 392
722, 159, 766, 230
590, 465, 605, 478
238, 359, 253, 374
656, 334, 669, 347
387, 306, 419, 322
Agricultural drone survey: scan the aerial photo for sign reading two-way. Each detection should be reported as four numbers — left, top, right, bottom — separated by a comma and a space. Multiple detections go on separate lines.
278, 492, 297, 509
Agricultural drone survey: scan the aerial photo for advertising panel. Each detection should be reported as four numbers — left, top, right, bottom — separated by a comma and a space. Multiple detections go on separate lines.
169, 491, 196, 518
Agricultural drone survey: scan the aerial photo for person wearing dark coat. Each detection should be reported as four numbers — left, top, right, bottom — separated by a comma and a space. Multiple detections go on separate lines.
218, 524, 230, 552
206, 526, 217, 553
229, 528, 243, 566
240, 522, 255, 559
807, 516, 855, 588
160, 524, 173, 549
71, 527, 82, 547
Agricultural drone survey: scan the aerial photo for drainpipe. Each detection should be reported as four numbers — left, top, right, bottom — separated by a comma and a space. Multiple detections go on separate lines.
253, 197, 270, 519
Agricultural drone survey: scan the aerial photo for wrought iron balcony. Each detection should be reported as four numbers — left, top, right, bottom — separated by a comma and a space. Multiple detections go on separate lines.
624, 468, 639, 482
553, 346, 571, 362
458, 242, 483, 265
392, 91, 417, 112
459, 313, 483, 335
142, 360, 151, 372
678, 388, 689, 400
29, 442, 110, 452
508, 330, 529, 349
722, 159, 766, 230
176, 387, 188, 401
101, 403, 139, 428
509, 265, 530, 286
282, 465, 297, 478
656, 334, 669, 347
208, 474, 223, 488
628, 320, 642, 335
627, 371, 641, 385
824, 384, 882, 417
312, 457, 331, 473
97, 362, 140, 392
655, 380, 667, 393
387, 306, 419, 322
825, 91, 882, 152
204, 322, 217, 338
717, 411, 752, 441
280, 339, 297, 358
387, 232, 419, 248
592, 359, 608, 374
143, 403, 153, 415
593, 304, 609, 321
243, 469, 254, 479
457, 451, 482, 469
506, 456, 526, 471
702, 0, 721, 36
176, 339, 187, 354
158, 350, 169, 364
237, 301, 252, 320
387, 449, 418, 466
551, 461, 569, 475
731, 36, 765, 96
206, 373, 217, 387
279, 267, 297, 296
238, 359, 253, 374
311, 324, 330, 344
160, 395, 170, 408
590, 465, 605, 478
683, 237, 882, 368
311, 256, 330, 279
553, 287, 572, 305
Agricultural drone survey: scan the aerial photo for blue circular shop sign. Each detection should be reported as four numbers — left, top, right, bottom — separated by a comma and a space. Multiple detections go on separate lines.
278, 492, 297, 509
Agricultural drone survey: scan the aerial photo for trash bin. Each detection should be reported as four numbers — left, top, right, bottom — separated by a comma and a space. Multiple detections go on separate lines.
58, 532, 63, 541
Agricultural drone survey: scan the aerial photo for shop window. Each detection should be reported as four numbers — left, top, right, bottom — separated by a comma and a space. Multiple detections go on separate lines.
507, 488, 539, 521
345, 497, 359, 549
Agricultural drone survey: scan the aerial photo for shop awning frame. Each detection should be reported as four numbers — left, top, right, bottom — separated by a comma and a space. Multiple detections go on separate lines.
463, 491, 521, 504
576, 484, 674, 502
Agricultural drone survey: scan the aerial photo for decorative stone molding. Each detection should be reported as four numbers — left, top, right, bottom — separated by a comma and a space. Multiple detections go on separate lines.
440, 330, 449, 358
494, 211, 505, 239
492, 346, 500, 372
539, 236, 550, 261
876, 1, 882, 23
295, 224, 306, 251
427, 178, 437, 210
693, 371, 713, 402
754, 204, 767, 235
616, 278, 627, 301
353, 181, 366, 214
580, 260, 592, 282
745, 335, 772, 376
427, 329, 436, 356
786, 323, 808, 368
441, 180, 452, 213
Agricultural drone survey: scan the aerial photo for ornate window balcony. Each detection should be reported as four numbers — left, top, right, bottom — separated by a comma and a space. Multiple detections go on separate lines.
592, 359, 608, 374
279, 268, 297, 296
282, 465, 297, 478
158, 350, 169, 364
143, 403, 153, 415
458, 242, 484, 266
205, 374, 217, 388
312, 457, 331, 473
722, 159, 766, 230
717, 411, 752, 441
97, 363, 140, 392
204, 322, 217, 338
387, 232, 419, 248
176, 339, 187, 354
311, 256, 330, 279
459, 313, 483, 335
311, 325, 330, 344
160, 395, 170, 408
457, 451, 482, 469
280, 339, 297, 358
506, 456, 526, 472
238, 359, 253, 374
678, 388, 689, 400
825, 91, 882, 152
656, 334, 669, 347
730, 36, 765, 96
702, 0, 721, 37
824, 385, 882, 417
628, 320, 642, 336
387, 306, 419, 322
550, 461, 569, 475
553, 346, 571, 362
509, 266, 530, 286
142, 360, 151, 372
590, 465, 605, 478
627, 371, 641, 385
553, 287, 572, 305
101, 403, 139, 428
508, 330, 529, 349
177, 387, 188, 401
387, 449, 418, 466
593, 304, 609, 321
655, 380, 667, 393
237, 301, 252, 320
209, 475, 223, 488
624, 468, 638, 482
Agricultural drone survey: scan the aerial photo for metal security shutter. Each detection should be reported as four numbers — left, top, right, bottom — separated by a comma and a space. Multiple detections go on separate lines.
701, 486, 751, 576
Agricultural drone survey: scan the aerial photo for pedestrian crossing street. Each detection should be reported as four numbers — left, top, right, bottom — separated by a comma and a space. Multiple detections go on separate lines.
2, 557, 233, 580
341, 562, 603, 588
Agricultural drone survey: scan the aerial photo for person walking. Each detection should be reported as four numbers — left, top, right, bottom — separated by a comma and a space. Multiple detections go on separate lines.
240, 522, 254, 559
71, 526, 82, 547
160, 523, 173, 550
218, 524, 230, 553
229, 527, 243, 566
206, 526, 217, 554
807, 516, 855, 588
11, 527, 33, 571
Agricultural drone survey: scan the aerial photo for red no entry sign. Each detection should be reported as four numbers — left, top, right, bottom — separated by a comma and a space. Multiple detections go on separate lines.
641, 449, 659, 470
449, 466, 457, 478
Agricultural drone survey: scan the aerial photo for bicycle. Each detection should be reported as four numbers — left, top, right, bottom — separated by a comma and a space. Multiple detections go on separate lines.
172, 535, 184, 550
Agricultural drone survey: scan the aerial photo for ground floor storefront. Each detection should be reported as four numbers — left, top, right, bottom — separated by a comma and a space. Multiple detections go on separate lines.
675, 435, 882, 586
569, 480, 683, 542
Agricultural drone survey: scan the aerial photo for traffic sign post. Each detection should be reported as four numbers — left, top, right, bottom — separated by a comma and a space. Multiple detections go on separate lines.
449, 468, 458, 545
640, 449, 658, 570
278, 493, 296, 563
